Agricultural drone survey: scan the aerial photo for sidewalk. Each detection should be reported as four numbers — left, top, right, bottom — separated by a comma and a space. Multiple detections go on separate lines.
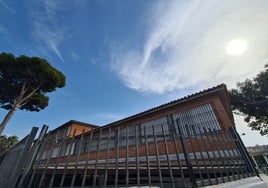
260, 173, 268, 186
206, 175, 268, 188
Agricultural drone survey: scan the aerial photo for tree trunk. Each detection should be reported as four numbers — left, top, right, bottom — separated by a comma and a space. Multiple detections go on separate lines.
0, 107, 18, 135
0, 82, 41, 135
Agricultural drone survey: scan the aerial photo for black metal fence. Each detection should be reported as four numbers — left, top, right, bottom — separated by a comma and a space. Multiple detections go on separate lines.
0, 121, 258, 188
0, 125, 48, 188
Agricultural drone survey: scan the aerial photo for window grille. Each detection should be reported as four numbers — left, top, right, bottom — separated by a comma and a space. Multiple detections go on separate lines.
119, 126, 136, 147
140, 117, 169, 142
172, 103, 221, 136
51, 147, 60, 158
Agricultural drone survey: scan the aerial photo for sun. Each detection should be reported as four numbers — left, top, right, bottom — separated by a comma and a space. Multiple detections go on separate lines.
226, 38, 247, 56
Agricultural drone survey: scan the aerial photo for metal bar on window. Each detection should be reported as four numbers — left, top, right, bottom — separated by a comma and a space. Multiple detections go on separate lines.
38, 129, 60, 188
169, 116, 186, 187
93, 129, 102, 187
48, 131, 70, 188
222, 130, 241, 180
104, 127, 112, 187
161, 123, 174, 188
185, 124, 204, 184
115, 127, 120, 187
176, 118, 197, 187
229, 127, 258, 177
18, 125, 48, 188
125, 126, 129, 187
217, 131, 235, 182
191, 124, 212, 186
144, 126, 151, 186
60, 130, 77, 187
196, 126, 218, 183
71, 129, 85, 187
135, 125, 140, 187
82, 130, 94, 187
153, 125, 163, 187
27, 138, 49, 187
203, 128, 225, 183
208, 128, 229, 183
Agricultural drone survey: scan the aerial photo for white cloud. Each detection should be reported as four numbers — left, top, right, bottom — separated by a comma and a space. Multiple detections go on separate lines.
90, 112, 126, 125
30, 1, 65, 62
111, 0, 268, 93
0, 0, 15, 14
0, 25, 8, 38
70, 51, 80, 62
234, 114, 268, 146
30, 0, 83, 62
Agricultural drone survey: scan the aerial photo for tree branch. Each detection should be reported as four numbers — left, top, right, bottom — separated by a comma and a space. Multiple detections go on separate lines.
20, 79, 29, 96
13, 79, 29, 105
13, 83, 42, 109
239, 98, 268, 106
20, 83, 42, 104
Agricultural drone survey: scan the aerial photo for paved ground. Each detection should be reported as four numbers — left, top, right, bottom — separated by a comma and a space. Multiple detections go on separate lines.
260, 173, 268, 186
206, 174, 268, 188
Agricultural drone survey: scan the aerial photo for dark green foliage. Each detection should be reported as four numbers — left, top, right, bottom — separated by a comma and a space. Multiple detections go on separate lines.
0, 52, 66, 134
229, 64, 268, 136
0, 135, 19, 155
254, 155, 266, 166
0, 53, 65, 111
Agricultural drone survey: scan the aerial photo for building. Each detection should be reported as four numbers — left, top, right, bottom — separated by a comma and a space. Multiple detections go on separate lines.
8, 84, 258, 187
247, 145, 268, 174
39, 120, 99, 160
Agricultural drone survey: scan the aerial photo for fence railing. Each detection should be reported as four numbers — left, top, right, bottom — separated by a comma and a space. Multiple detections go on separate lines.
0, 121, 258, 188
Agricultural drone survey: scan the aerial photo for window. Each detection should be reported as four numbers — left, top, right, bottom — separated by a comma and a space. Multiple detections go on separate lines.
140, 117, 169, 142
41, 150, 47, 160
74, 140, 82, 154
60, 144, 66, 157
99, 130, 116, 150
172, 103, 221, 136
41, 149, 53, 160
118, 126, 136, 147
90, 138, 98, 151
56, 126, 71, 142
65, 142, 75, 156
51, 147, 60, 158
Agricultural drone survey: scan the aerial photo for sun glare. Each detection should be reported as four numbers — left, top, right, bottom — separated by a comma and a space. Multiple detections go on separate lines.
226, 38, 247, 56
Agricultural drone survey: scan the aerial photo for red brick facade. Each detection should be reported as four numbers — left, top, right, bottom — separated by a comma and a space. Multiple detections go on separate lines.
33, 84, 253, 187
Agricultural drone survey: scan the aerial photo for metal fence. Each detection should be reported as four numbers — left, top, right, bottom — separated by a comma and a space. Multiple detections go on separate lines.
0, 121, 258, 188
0, 125, 48, 188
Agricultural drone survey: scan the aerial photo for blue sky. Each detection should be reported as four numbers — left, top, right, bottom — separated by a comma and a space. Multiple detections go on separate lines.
0, 0, 268, 146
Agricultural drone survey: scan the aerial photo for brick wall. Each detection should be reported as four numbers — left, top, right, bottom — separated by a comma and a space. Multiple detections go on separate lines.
42, 89, 236, 166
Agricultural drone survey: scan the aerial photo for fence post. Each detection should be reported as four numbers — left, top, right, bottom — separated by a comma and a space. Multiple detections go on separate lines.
17, 125, 48, 188
9, 127, 39, 188
176, 118, 197, 187
229, 127, 259, 177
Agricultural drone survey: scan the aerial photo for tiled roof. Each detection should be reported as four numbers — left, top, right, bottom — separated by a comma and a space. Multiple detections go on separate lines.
103, 83, 228, 128
50, 120, 99, 133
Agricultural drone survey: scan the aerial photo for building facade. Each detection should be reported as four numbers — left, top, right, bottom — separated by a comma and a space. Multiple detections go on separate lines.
14, 84, 257, 187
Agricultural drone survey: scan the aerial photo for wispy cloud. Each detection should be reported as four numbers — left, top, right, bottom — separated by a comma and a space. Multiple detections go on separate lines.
30, 0, 83, 62
0, 0, 15, 14
91, 112, 126, 125
70, 51, 80, 62
111, 0, 268, 93
0, 25, 8, 38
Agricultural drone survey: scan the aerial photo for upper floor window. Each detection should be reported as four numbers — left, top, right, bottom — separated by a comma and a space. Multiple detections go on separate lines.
56, 126, 71, 142
140, 116, 170, 142
172, 103, 221, 136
